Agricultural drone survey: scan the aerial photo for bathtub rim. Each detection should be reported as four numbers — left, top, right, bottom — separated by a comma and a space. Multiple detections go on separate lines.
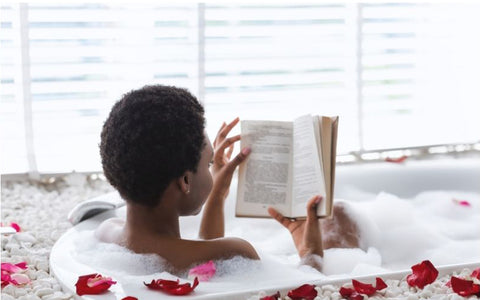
51, 207, 480, 300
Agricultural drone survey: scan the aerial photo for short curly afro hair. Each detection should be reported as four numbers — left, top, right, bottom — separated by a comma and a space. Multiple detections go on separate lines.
100, 85, 205, 207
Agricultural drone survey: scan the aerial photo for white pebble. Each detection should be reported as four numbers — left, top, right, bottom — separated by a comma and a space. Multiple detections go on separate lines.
42, 295, 61, 300
36, 271, 50, 279
407, 294, 419, 300
15, 288, 28, 297
330, 291, 342, 300
52, 284, 61, 292
448, 294, 465, 300
26, 270, 37, 280
321, 284, 337, 292
43, 291, 71, 300
50, 230, 62, 241
1, 294, 15, 300
322, 290, 332, 297
35, 287, 54, 298
419, 289, 433, 298
36, 261, 50, 272
5, 243, 20, 253
15, 233, 37, 243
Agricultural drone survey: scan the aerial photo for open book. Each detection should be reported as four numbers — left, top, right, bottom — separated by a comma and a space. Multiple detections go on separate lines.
236, 114, 338, 219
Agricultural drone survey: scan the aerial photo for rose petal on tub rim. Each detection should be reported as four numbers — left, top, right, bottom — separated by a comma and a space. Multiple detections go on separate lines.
287, 283, 318, 300
145, 277, 199, 295
352, 279, 377, 296
75, 273, 117, 296
375, 277, 388, 290
406, 260, 439, 289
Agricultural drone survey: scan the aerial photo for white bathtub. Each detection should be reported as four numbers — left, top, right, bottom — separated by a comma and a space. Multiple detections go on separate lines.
50, 157, 480, 299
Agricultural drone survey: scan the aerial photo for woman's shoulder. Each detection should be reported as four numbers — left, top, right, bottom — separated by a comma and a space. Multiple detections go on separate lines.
185, 237, 259, 260
94, 217, 125, 244
164, 237, 259, 270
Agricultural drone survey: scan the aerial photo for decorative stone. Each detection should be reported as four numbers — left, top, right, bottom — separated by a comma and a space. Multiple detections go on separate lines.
35, 287, 54, 298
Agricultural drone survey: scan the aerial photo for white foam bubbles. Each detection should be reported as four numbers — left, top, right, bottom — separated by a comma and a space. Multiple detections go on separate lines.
322, 247, 382, 275
72, 189, 480, 291
73, 231, 169, 276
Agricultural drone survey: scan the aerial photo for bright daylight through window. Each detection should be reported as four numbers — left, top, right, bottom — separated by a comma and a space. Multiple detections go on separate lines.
1, 3, 479, 174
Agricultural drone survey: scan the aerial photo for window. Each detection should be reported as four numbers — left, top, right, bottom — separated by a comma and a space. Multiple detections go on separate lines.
1, 3, 479, 174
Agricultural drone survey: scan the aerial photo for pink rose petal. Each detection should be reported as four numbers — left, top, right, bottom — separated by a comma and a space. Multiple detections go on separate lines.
1, 262, 28, 273
452, 198, 471, 207
188, 260, 216, 282
87, 275, 116, 288
10, 273, 30, 285
10, 222, 21, 232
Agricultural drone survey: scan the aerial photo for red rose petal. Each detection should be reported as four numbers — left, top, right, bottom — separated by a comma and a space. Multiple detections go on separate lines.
375, 277, 388, 290
340, 286, 354, 297
287, 284, 317, 300
385, 155, 407, 163
450, 276, 480, 297
121, 297, 138, 300
471, 268, 480, 280
260, 291, 281, 300
145, 277, 199, 296
339, 286, 363, 300
75, 274, 116, 296
406, 260, 439, 289
445, 279, 452, 288
352, 279, 377, 296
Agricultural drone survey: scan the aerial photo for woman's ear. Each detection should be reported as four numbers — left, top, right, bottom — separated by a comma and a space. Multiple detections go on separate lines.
177, 172, 192, 195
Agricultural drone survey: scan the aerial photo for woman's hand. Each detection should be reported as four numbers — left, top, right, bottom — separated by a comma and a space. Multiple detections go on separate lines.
210, 117, 250, 201
268, 195, 324, 258
199, 118, 250, 240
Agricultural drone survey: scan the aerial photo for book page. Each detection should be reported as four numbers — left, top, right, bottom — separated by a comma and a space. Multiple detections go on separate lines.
236, 120, 293, 217
291, 115, 327, 218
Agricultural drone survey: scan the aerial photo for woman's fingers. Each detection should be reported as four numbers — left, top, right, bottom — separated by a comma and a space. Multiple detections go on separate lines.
214, 135, 241, 162
306, 195, 322, 228
226, 144, 234, 160
267, 207, 292, 229
214, 117, 240, 145
213, 122, 227, 148
226, 147, 250, 172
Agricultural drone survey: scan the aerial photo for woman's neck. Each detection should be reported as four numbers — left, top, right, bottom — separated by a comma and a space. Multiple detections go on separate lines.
124, 190, 181, 239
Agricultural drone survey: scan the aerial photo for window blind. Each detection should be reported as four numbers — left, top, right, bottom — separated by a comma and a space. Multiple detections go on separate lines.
0, 4, 29, 173
360, 3, 480, 150
203, 4, 359, 154
1, 3, 479, 175
1, 4, 200, 173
